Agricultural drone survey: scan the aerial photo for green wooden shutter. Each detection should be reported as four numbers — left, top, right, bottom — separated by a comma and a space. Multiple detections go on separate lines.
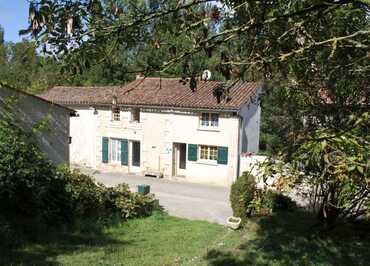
102, 137, 109, 163
188, 144, 198, 161
217, 147, 228, 165
121, 139, 128, 166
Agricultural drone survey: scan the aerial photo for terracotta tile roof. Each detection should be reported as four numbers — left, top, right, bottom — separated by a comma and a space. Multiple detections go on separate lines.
39, 78, 262, 111
1, 85, 76, 114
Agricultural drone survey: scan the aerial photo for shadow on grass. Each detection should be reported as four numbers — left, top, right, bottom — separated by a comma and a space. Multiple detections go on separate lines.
206, 211, 370, 266
0, 220, 130, 266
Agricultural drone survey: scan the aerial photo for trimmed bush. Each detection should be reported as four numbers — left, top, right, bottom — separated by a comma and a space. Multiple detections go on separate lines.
230, 172, 256, 221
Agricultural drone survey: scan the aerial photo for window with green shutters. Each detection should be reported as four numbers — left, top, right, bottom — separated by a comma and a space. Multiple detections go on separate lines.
217, 147, 228, 165
102, 137, 109, 163
121, 139, 128, 166
188, 144, 198, 161
199, 145, 217, 161
188, 144, 228, 164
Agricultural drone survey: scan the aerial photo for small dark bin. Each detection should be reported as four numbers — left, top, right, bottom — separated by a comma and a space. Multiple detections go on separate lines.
137, 184, 150, 195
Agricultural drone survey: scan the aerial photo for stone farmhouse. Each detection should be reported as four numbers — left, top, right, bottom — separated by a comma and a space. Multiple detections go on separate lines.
40, 77, 262, 186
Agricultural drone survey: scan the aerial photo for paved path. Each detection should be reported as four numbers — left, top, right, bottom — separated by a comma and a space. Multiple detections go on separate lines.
78, 168, 232, 225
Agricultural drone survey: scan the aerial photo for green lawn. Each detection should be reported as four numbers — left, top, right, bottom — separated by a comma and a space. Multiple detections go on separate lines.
1, 212, 369, 266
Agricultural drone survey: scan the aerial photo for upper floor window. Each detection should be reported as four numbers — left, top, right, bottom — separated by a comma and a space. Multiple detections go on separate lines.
201, 113, 219, 127
112, 107, 120, 121
131, 108, 140, 123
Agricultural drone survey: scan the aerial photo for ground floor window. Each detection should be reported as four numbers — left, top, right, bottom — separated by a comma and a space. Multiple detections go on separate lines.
199, 145, 217, 161
110, 138, 121, 163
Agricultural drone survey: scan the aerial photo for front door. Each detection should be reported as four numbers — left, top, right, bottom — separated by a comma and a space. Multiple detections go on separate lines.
174, 143, 186, 176
130, 140, 141, 173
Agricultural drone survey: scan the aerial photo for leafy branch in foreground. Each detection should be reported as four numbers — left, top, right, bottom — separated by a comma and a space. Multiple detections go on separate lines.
278, 112, 369, 224
22, 0, 370, 226
24, 1, 369, 80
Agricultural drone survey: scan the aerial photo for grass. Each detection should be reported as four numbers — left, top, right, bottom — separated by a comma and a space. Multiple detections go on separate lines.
1, 211, 369, 266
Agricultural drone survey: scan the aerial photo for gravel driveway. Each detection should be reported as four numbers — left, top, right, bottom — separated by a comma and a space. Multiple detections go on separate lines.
78, 167, 232, 225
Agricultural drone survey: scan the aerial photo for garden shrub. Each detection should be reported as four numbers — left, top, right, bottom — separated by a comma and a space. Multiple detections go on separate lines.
245, 189, 296, 216
57, 167, 106, 219
0, 117, 159, 243
0, 118, 71, 224
230, 172, 256, 221
56, 167, 159, 221
263, 190, 296, 211
230, 171, 296, 221
113, 184, 158, 219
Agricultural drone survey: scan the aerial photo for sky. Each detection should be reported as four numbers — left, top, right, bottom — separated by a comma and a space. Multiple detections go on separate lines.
0, 0, 29, 42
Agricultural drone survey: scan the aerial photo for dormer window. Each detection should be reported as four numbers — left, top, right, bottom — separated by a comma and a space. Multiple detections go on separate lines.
201, 113, 219, 127
112, 107, 120, 121
131, 108, 140, 123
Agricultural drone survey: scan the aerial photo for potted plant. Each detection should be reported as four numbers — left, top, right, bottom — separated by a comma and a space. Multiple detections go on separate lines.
226, 216, 242, 230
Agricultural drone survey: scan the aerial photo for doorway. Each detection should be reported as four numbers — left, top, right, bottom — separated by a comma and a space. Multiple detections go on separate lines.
173, 143, 187, 176
130, 140, 141, 173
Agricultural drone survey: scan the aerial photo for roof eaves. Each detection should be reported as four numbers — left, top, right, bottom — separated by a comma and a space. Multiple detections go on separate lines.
56, 101, 239, 112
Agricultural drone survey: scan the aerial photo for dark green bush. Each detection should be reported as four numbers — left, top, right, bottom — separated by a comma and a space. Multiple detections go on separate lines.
0, 118, 71, 224
57, 167, 106, 219
0, 117, 159, 244
230, 172, 256, 221
56, 167, 158, 221
57, 168, 159, 220
113, 184, 158, 219
263, 190, 296, 211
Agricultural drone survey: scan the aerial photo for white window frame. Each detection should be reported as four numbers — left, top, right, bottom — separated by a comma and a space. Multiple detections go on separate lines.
112, 107, 120, 121
199, 145, 218, 162
131, 108, 140, 123
110, 138, 121, 163
200, 113, 219, 128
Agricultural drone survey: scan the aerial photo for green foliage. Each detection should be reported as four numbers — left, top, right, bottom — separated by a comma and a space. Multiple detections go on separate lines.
291, 112, 370, 224
0, 116, 159, 246
0, 25, 4, 45
262, 190, 296, 212
113, 184, 159, 219
243, 189, 296, 217
0, 115, 70, 224
230, 172, 257, 221
57, 168, 106, 219
57, 168, 159, 221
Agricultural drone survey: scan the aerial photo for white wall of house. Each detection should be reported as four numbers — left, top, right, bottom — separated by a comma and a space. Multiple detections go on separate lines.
69, 97, 261, 186
239, 155, 267, 178
0, 87, 71, 166
70, 106, 97, 167
78, 107, 239, 186
170, 111, 240, 186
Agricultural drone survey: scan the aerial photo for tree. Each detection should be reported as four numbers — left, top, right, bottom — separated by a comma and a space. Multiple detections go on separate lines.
292, 112, 369, 224
0, 25, 4, 45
